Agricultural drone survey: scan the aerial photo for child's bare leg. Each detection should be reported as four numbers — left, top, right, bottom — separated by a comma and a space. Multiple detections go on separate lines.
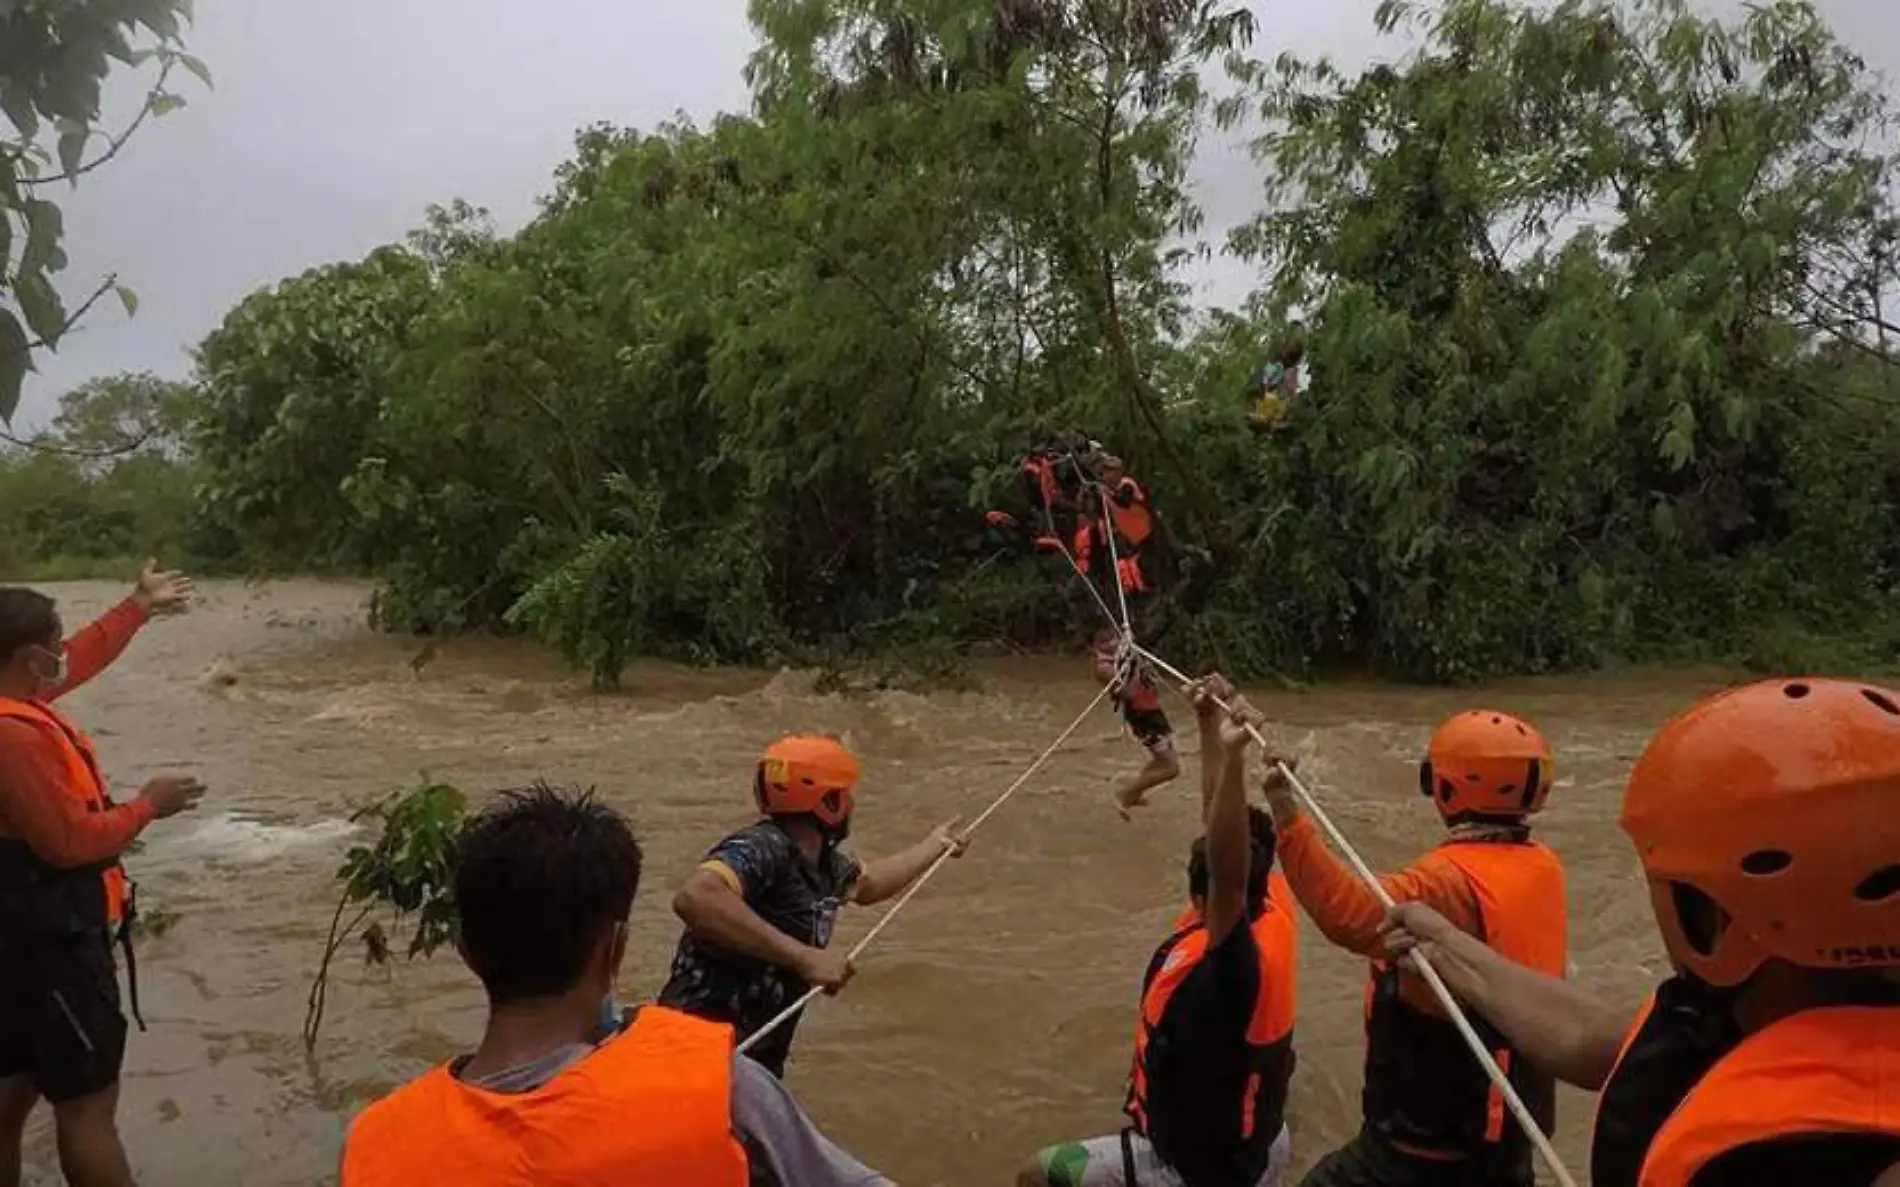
1114, 740, 1181, 818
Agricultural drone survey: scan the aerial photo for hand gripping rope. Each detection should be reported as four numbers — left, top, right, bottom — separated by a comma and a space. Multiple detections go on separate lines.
1058, 471, 1578, 1187
735, 679, 1118, 1057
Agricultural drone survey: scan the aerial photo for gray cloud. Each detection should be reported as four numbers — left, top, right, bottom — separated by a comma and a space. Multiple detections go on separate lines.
13, 0, 1893, 426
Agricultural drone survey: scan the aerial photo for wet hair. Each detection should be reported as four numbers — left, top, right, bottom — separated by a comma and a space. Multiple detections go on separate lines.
453, 782, 643, 1005
0, 588, 59, 666
1188, 806, 1279, 917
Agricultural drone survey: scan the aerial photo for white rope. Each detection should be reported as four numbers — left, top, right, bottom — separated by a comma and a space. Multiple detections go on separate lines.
1130, 643, 1581, 1187
1044, 457, 1123, 635
736, 679, 1118, 1057
1094, 480, 1135, 640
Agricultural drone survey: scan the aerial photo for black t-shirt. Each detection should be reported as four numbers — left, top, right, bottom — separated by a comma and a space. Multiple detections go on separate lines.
1140, 920, 1288, 1186
659, 820, 861, 1076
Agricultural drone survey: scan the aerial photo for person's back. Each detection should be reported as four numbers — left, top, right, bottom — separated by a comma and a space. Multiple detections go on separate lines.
1128, 860, 1298, 1186
1269, 709, 1567, 1187
343, 1006, 746, 1186
1025, 676, 1296, 1187
339, 784, 888, 1187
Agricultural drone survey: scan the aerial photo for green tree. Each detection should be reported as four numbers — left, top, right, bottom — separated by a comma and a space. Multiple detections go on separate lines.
1, 0, 208, 422
46, 369, 196, 459
178, 0, 1900, 687
1218, 0, 1900, 679
191, 248, 431, 567
0, 371, 201, 575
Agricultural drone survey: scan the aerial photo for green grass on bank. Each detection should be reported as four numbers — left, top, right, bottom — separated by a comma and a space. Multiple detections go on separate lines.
0, 553, 155, 583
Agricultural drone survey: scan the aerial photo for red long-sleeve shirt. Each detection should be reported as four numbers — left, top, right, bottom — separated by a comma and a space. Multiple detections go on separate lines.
0, 597, 156, 867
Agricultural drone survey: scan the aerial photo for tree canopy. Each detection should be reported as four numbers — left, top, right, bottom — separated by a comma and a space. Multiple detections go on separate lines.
14, 0, 1900, 687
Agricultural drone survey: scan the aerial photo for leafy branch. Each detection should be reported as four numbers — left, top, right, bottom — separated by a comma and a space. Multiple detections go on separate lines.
20, 57, 190, 188
302, 774, 464, 1050
2, 274, 122, 357
0, 422, 153, 457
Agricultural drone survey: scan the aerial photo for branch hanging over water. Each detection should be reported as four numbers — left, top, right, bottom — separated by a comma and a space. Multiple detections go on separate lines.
301, 775, 465, 1051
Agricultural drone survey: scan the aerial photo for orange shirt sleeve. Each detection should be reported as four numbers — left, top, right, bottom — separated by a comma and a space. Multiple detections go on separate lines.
0, 718, 154, 867
1276, 812, 1483, 957
52, 597, 149, 700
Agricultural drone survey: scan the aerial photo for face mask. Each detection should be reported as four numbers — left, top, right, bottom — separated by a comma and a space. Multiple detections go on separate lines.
30, 647, 67, 693
594, 920, 628, 1041
595, 992, 624, 1041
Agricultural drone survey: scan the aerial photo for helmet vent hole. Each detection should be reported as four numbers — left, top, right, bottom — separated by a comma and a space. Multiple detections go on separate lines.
1513, 723, 1528, 736
1670, 882, 1728, 957
1783, 683, 1811, 699
1438, 778, 1457, 803
1491, 716, 1502, 725
1465, 773, 1483, 782
1855, 865, 1900, 903
1499, 784, 1517, 797
1862, 690, 1900, 716
1739, 849, 1793, 876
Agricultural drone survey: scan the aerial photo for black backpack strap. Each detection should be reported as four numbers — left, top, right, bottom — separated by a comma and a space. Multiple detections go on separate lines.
116, 884, 145, 1032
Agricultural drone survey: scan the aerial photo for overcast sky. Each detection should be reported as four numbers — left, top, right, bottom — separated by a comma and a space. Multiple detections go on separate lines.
10, 0, 1894, 427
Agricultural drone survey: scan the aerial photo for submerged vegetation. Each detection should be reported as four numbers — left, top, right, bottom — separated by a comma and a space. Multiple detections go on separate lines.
8, 0, 1900, 686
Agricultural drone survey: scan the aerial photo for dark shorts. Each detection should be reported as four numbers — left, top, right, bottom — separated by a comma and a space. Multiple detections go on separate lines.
1123, 703, 1173, 751
1300, 1131, 1532, 1187
0, 937, 126, 1103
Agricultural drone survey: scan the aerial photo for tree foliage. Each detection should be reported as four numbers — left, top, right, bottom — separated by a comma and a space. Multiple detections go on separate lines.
0, 0, 207, 422
20, 0, 1896, 686
0, 371, 200, 576
303, 774, 465, 1050
1212, 0, 1900, 678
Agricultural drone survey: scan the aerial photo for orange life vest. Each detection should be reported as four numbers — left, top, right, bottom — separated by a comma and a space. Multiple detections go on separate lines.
1362, 838, 1566, 1167
1071, 521, 1136, 593
1127, 874, 1299, 1184
0, 697, 130, 936
1635, 1006, 1900, 1186
1104, 478, 1154, 549
1022, 452, 1060, 513
340, 1006, 750, 1187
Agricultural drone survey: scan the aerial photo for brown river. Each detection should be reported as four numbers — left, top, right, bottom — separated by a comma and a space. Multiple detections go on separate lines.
20, 578, 1745, 1186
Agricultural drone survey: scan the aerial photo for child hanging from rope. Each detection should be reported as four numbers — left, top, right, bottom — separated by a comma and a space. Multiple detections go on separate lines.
1093, 628, 1180, 819
659, 734, 968, 1078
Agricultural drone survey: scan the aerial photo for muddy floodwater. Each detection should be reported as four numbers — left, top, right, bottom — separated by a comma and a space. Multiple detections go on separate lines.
18, 579, 1744, 1185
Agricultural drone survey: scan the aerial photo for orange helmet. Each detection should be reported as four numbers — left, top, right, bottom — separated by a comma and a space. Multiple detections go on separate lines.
1621, 679, 1900, 988
755, 734, 860, 827
1418, 710, 1554, 823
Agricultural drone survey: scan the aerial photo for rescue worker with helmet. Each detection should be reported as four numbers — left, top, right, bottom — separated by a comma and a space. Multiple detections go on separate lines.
340, 783, 890, 1186
1384, 678, 1900, 1186
0, 566, 204, 1187
1267, 711, 1568, 1187
662, 734, 970, 1077
1023, 674, 1300, 1187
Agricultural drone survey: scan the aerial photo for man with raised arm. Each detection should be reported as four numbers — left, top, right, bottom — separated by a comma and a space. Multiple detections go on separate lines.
0, 564, 204, 1187
1023, 674, 1299, 1187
